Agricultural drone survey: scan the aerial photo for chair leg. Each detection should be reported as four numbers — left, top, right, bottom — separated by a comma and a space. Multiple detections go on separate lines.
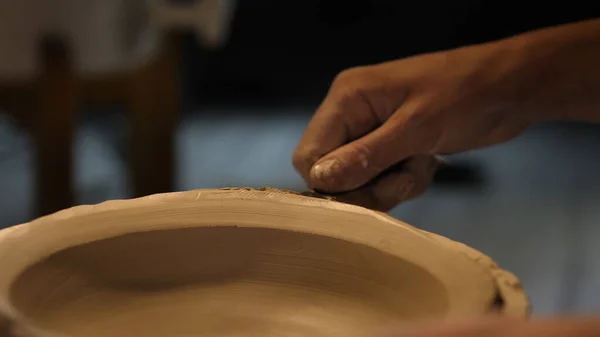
34, 39, 78, 216
127, 36, 179, 198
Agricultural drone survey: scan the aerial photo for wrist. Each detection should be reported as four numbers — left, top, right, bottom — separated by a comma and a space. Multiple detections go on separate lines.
485, 35, 566, 124
493, 19, 600, 123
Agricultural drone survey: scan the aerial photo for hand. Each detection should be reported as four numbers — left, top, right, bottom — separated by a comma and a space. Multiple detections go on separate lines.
293, 42, 540, 211
378, 317, 600, 337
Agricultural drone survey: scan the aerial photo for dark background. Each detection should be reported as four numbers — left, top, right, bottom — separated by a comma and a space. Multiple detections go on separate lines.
182, 1, 600, 105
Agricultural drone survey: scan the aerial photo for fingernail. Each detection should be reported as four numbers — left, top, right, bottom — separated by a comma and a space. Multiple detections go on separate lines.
310, 159, 342, 182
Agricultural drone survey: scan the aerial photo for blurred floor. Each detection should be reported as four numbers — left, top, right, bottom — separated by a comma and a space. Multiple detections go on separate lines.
1, 106, 600, 315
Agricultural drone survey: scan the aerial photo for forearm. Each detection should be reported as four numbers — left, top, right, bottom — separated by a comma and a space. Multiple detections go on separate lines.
498, 18, 600, 123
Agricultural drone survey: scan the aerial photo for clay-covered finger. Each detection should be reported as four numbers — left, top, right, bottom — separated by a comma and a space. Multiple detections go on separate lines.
292, 67, 387, 184
307, 99, 440, 193
333, 155, 440, 212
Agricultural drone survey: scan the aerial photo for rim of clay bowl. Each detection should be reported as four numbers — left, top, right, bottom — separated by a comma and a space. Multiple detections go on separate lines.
0, 187, 529, 335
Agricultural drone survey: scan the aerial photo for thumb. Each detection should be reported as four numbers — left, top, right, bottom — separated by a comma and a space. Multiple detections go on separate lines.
309, 104, 435, 193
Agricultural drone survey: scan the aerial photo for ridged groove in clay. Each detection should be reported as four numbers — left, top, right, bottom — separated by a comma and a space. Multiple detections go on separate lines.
0, 187, 529, 337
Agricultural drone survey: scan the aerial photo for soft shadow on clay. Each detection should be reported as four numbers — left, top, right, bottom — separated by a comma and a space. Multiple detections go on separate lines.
9, 227, 448, 335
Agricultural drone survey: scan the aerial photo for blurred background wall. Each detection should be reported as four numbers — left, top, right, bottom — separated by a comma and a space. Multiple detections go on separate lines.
1, 0, 600, 316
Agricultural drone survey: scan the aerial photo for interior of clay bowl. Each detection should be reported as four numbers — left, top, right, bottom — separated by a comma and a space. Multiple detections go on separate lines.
9, 226, 449, 337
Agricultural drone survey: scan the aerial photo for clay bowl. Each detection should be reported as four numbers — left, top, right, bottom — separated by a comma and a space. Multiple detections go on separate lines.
0, 188, 529, 337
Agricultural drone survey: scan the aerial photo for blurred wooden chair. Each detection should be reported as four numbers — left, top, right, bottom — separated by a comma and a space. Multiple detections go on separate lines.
0, 0, 235, 216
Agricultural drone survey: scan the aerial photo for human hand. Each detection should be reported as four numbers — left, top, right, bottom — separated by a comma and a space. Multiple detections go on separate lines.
293, 42, 540, 211
377, 317, 600, 337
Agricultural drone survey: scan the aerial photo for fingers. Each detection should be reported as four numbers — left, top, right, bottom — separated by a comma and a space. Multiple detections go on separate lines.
292, 66, 402, 186
307, 99, 440, 193
333, 155, 440, 212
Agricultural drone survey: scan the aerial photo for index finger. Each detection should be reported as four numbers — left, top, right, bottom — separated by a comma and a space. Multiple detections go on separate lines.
292, 71, 385, 184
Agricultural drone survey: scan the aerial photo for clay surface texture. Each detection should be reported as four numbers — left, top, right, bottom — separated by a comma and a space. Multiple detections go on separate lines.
0, 188, 529, 337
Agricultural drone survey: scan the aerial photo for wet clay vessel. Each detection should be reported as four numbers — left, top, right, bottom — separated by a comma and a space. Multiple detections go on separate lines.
0, 188, 529, 337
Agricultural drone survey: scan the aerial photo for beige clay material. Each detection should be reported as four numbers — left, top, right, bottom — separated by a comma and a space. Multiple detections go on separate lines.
0, 188, 529, 337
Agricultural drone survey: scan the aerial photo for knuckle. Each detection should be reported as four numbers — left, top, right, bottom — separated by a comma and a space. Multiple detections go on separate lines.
331, 66, 374, 104
332, 66, 368, 86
